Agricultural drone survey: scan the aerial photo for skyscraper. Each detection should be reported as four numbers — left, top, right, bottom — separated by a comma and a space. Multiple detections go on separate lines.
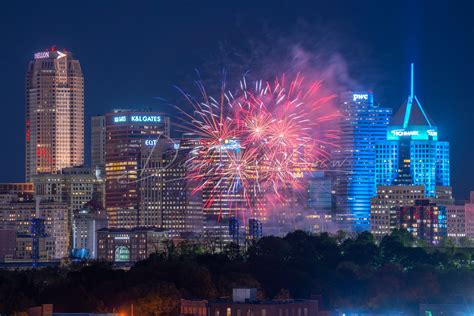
161, 139, 203, 237
25, 48, 84, 181
370, 64, 451, 237
104, 110, 170, 228
375, 64, 450, 196
198, 138, 246, 244
91, 115, 106, 173
333, 91, 392, 231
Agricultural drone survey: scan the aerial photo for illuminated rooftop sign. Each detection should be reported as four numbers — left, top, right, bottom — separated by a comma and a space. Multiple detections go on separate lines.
113, 116, 127, 123
112, 114, 163, 124
34, 51, 67, 59
391, 129, 419, 137
387, 126, 438, 141
34, 52, 50, 59
353, 93, 369, 102
145, 139, 157, 146
131, 115, 161, 123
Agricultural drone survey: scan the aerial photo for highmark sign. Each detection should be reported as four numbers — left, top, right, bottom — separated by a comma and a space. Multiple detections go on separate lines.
387, 126, 438, 141
113, 115, 162, 124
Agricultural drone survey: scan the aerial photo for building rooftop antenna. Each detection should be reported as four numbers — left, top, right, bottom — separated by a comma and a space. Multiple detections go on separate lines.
402, 63, 432, 128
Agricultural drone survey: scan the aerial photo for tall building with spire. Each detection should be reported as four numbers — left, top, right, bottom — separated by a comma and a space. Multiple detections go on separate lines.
371, 64, 451, 236
375, 64, 450, 196
25, 48, 84, 181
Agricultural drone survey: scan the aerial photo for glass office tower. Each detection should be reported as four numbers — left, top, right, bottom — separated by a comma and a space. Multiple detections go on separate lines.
375, 64, 450, 197
333, 91, 392, 231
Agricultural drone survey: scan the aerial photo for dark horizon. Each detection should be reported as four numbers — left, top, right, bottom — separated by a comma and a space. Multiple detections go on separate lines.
0, 0, 473, 200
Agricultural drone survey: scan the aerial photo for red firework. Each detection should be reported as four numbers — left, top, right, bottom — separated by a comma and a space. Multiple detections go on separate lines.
176, 74, 340, 221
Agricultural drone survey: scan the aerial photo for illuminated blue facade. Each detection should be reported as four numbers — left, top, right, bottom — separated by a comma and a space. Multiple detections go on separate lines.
375, 64, 450, 196
334, 91, 392, 231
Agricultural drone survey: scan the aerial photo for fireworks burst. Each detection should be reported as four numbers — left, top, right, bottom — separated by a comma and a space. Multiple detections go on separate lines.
176, 74, 339, 220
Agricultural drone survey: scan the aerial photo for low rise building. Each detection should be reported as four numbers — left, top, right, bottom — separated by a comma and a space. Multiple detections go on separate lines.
370, 186, 425, 237
0, 200, 69, 258
29, 304, 117, 316
15, 233, 55, 262
72, 206, 108, 259
0, 228, 16, 262
397, 199, 447, 244
464, 192, 474, 238
96, 227, 167, 263
180, 288, 319, 316
446, 205, 466, 238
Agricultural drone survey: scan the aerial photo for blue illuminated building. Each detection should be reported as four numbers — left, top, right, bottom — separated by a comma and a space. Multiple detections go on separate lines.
333, 91, 392, 231
375, 64, 450, 196
307, 171, 332, 211
248, 218, 263, 241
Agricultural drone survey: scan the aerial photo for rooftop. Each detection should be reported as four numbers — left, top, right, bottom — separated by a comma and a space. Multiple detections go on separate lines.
391, 63, 434, 128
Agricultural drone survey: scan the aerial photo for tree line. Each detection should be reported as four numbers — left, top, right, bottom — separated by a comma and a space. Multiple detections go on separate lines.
2, 229, 474, 315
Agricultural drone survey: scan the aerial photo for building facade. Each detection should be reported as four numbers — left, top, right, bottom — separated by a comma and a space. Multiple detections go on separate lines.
0, 183, 34, 204
104, 110, 170, 228
32, 166, 105, 248
15, 233, 56, 262
333, 91, 392, 231
72, 206, 108, 259
446, 205, 466, 239
375, 64, 450, 197
307, 171, 332, 211
396, 199, 447, 244
33, 166, 104, 213
96, 227, 167, 263
0, 200, 69, 258
0, 228, 16, 262
180, 288, 319, 316
370, 185, 425, 236
464, 193, 474, 238
25, 48, 84, 181
161, 139, 204, 237
91, 115, 106, 172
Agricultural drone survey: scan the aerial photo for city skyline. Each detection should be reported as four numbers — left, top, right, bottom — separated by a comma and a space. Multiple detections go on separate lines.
0, 1, 472, 200
2, 2, 474, 314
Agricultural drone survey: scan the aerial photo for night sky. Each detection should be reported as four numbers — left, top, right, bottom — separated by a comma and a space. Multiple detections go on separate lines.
0, 0, 473, 200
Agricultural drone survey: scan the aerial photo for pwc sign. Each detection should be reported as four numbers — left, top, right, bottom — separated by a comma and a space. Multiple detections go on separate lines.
352, 93, 369, 102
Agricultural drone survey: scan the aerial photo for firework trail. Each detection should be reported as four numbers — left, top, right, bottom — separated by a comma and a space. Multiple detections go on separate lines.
176, 74, 340, 221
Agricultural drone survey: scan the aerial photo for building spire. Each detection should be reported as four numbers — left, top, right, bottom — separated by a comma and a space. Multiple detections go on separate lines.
403, 63, 415, 128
